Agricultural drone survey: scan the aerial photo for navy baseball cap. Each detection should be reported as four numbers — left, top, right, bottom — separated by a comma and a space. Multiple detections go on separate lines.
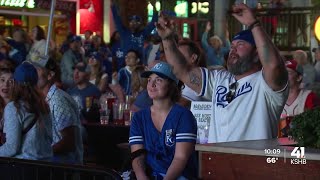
141, 62, 179, 85
73, 62, 91, 73
69, 35, 82, 43
90, 52, 103, 62
14, 62, 38, 86
129, 15, 142, 22
232, 30, 255, 46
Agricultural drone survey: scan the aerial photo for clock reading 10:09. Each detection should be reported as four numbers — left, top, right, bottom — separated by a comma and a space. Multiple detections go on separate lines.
264, 149, 281, 155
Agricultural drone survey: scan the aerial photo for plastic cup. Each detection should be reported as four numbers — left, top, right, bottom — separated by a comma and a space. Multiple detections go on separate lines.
113, 102, 124, 125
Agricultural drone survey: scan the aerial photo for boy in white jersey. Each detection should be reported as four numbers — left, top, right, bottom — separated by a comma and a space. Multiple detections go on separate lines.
156, 3, 289, 143
279, 59, 319, 136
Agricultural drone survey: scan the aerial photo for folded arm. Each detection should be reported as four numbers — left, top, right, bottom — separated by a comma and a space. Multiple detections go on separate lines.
164, 142, 195, 180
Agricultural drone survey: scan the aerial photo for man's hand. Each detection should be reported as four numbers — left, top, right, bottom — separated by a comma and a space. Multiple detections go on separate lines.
231, 3, 256, 26
205, 21, 211, 32
155, 12, 176, 40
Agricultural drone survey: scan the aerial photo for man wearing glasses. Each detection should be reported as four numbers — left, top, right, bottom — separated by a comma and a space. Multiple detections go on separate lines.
156, 3, 289, 143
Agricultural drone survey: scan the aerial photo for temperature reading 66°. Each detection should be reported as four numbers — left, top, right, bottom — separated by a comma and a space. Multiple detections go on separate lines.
266, 157, 278, 163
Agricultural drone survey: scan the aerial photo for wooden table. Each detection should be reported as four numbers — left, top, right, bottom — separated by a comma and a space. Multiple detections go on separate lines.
196, 138, 320, 180
83, 122, 130, 171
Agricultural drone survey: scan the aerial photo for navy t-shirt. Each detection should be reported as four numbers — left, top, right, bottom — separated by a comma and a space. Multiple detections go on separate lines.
67, 83, 101, 111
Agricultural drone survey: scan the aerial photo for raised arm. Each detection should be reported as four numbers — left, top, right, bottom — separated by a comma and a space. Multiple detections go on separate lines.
232, 3, 288, 91
143, 0, 158, 34
110, 0, 126, 33
156, 15, 203, 94
201, 21, 211, 51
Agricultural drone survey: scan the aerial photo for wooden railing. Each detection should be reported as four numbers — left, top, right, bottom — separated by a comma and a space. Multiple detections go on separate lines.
228, 6, 320, 51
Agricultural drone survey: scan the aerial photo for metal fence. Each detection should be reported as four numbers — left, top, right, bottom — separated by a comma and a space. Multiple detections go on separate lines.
0, 157, 122, 180
228, 6, 320, 51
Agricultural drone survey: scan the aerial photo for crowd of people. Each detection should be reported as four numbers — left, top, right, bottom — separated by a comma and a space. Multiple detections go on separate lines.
0, 1, 319, 179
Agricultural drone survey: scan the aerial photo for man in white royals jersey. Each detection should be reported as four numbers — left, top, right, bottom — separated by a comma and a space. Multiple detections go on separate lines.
156, 3, 289, 143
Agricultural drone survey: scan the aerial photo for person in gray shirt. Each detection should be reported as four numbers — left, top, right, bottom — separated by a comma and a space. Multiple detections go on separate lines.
0, 62, 52, 161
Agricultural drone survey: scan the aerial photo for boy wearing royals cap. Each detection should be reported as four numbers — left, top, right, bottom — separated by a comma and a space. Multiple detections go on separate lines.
157, 3, 289, 143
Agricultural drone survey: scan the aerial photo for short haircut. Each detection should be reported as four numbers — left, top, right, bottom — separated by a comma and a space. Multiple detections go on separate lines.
127, 49, 141, 60
178, 38, 207, 67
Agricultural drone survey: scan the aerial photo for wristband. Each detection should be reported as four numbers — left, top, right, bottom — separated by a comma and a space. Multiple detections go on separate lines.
131, 149, 147, 161
248, 20, 261, 30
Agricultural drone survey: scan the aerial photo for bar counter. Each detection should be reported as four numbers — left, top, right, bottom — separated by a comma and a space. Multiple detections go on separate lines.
196, 138, 320, 180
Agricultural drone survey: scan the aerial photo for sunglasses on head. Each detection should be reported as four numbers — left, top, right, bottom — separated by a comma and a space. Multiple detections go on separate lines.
226, 81, 238, 103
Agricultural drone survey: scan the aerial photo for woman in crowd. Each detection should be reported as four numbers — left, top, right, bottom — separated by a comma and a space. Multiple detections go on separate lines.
26, 25, 46, 62
0, 62, 52, 160
0, 60, 15, 142
129, 62, 197, 179
201, 21, 230, 67
88, 52, 108, 93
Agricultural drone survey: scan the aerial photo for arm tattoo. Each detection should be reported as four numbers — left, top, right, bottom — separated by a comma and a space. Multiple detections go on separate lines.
189, 71, 201, 87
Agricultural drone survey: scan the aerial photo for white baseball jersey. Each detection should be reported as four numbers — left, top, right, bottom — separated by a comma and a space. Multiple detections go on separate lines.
199, 68, 288, 143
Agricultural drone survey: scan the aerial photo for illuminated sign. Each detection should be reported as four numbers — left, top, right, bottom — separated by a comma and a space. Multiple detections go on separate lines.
191, 2, 209, 14
315, 16, 320, 41
0, 0, 35, 8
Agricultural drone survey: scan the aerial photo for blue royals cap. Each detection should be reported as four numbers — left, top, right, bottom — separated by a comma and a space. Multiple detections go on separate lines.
232, 29, 255, 46
69, 35, 82, 43
14, 62, 38, 86
90, 51, 103, 62
129, 15, 142, 22
141, 62, 179, 85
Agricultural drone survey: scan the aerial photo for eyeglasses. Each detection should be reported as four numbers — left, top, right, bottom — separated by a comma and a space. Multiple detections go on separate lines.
226, 81, 238, 103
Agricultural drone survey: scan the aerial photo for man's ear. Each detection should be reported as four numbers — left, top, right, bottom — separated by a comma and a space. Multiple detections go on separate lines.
136, 58, 140, 62
191, 54, 198, 64
297, 74, 303, 82
47, 71, 55, 81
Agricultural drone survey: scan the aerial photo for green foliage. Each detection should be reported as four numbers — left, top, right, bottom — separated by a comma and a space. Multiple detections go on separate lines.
289, 108, 320, 149
313, 0, 320, 6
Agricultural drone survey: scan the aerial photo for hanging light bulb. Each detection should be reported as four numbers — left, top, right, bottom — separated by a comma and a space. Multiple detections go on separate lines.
88, 0, 95, 13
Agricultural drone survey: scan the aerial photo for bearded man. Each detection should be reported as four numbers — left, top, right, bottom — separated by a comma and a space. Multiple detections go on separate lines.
156, 3, 289, 143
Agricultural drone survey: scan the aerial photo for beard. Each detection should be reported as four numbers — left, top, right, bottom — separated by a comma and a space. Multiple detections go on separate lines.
227, 51, 259, 75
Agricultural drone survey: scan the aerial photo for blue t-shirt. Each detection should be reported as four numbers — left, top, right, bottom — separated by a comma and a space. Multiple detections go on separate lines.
67, 83, 101, 111
133, 90, 152, 109
129, 104, 197, 178
7, 39, 27, 66
111, 41, 125, 71
118, 67, 132, 95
